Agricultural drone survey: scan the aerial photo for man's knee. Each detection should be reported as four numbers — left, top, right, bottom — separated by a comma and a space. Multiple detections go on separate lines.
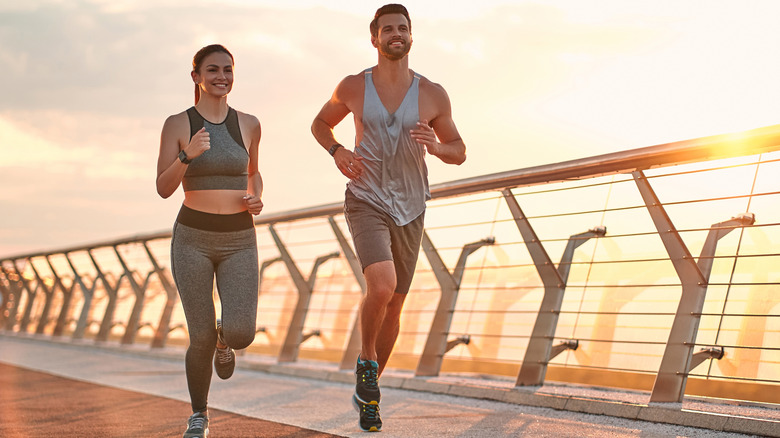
366, 283, 396, 305
385, 293, 407, 319
364, 260, 397, 302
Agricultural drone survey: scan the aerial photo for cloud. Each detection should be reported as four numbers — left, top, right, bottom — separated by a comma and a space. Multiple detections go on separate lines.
3, 0, 780, 257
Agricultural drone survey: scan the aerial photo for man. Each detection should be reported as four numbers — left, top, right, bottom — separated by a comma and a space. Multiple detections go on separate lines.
311, 4, 466, 432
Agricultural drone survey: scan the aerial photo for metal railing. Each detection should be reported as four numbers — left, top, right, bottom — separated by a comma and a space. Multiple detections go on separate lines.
2, 124, 779, 405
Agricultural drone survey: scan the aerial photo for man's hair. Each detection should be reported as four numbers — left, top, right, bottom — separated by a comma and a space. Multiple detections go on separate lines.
370, 4, 411, 38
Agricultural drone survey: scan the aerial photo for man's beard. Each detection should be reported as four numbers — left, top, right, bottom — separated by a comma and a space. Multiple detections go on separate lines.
379, 39, 412, 61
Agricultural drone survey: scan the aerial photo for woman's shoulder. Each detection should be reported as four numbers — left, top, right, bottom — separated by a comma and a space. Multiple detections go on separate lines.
233, 108, 261, 139
234, 108, 260, 127
162, 109, 191, 132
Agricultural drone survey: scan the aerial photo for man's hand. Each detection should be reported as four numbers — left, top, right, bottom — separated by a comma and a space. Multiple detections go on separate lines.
411, 118, 466, 165
410, 120, 440, 155
334, 147, 364, 179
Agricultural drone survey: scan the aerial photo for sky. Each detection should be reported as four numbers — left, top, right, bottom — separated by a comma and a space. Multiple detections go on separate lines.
1, 0, 780, 257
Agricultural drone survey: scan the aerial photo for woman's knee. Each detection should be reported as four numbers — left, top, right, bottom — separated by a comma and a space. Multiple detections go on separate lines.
188, 331, 217, 356
223, 323, 256, 349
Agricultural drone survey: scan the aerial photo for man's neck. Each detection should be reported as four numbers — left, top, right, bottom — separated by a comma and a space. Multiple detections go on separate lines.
374, 55, 411, 85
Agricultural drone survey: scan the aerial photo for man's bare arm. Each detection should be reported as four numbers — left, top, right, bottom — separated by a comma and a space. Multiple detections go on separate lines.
312, 102, 349, 152
311, 75, 366, 179
411, 83, 466, 165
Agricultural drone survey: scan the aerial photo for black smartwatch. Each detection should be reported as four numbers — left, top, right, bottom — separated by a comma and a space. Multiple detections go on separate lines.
178, 150, 192, 164
328, 143, 344, 156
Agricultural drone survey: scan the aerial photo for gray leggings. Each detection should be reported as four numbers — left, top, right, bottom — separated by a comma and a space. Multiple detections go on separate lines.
170, 206, 259, 413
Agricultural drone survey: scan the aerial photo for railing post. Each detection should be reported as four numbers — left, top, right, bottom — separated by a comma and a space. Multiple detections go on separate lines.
0, 268, 9, 329
7, 267, 24, 332
504, 189, 565, 386
0, 265, 22, 331
697, 213, 755, 280
633, 170, 709, 403
645, 193, 755, 400
29, 259, 57, 335
557, 227, 607, 285
142, 241, 179, 349
328, 216, 369, 371
13, 260, 40, 333
415, 232, 494, 377
114, 245, 149, 345
269, 224, 339, 363
88, 249, 124, 343
65, 252, 98, 340
48, 256, 76, 337
504, 189, 604, 386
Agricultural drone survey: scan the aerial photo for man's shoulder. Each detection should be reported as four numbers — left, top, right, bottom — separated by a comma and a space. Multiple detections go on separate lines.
417, 74, 444, 91
338, 69, 368, 88
333, 70, 368, 102
418, 75, 450, 102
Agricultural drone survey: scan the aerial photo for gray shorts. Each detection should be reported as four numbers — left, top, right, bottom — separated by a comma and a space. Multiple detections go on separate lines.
344, 189, 424, 295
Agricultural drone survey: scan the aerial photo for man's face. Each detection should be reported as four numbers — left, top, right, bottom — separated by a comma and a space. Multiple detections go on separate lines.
372, 13, 412, 61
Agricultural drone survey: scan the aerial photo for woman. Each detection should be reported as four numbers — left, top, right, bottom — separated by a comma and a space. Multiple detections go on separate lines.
156, 44, 263, 438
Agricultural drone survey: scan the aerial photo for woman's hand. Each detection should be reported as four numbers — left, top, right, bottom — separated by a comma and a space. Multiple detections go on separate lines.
183, 127, 211, 159
244, 194, 264, 215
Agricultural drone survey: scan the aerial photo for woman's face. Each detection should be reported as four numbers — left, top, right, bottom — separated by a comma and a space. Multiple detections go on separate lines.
193, 51, 234, 98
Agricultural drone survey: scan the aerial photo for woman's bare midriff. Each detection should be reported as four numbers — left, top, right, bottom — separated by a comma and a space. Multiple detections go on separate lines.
183, 190, 248, 214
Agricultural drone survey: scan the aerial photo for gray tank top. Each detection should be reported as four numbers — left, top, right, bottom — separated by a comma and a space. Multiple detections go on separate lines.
182, 107, 249, 192
347, 68, 430, 226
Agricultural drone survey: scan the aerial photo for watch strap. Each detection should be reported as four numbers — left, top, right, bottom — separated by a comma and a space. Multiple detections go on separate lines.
178, 150, 192, 164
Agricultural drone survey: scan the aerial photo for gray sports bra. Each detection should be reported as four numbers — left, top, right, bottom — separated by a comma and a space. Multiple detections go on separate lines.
182, 107, 249, 192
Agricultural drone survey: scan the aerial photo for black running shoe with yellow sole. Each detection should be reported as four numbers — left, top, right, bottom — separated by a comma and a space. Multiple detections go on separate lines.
352, 393, 382, 432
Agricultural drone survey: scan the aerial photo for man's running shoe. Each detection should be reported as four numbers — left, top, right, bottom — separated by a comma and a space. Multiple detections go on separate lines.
352, 393, 382, 432
183, 411, 209, 438
214, 319, 235, 380
355, 356, 380, 403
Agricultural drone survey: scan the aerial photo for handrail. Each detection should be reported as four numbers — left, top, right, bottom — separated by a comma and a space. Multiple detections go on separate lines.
2, 122, 779, 261
430, 123, 780, 198
3, 121, 779, 406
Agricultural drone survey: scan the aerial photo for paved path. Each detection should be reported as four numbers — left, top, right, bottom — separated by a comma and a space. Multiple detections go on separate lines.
0, 363, 336, 437
0, 335, 773, 437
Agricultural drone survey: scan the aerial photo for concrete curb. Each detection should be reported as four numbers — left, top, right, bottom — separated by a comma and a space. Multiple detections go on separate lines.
5, 333, 779, 437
